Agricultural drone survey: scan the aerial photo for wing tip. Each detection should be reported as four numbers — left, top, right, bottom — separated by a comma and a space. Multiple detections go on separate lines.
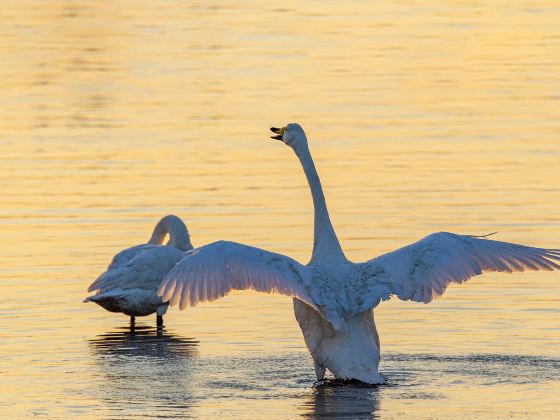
156, 281, 166, 298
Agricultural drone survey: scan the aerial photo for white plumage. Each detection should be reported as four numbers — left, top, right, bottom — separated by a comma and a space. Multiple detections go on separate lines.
158, 124, 559, 383
360, 232, 559, 309
85, 215, 193, 326
159, 241, 316, 311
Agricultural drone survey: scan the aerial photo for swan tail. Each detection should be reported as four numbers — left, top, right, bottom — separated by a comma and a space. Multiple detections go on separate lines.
83, 290, 128, 313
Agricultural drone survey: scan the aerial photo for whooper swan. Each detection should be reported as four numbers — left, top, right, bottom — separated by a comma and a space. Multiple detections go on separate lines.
158, 125, 559, 383
85, 215, 193, 326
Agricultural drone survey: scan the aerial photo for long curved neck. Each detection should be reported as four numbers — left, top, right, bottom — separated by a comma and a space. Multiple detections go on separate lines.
148, 215, 193, 252
295, 143, 346, 266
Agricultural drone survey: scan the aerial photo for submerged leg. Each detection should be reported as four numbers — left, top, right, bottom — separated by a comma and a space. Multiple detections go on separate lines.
156, 315, 163, 327
130, 315, 135, 328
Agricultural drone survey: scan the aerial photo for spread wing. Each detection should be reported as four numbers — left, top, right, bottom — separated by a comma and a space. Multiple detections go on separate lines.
87, 245, 185, 293
157, 240, 315, 310
354, 232, 560, 312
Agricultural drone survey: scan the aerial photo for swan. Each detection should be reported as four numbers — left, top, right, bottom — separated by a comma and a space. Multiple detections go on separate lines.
157, 124, 560, 384
85, 215, 193, 326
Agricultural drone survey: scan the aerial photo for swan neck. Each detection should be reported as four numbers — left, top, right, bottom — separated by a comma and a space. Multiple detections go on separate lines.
148, 215, 193, 252
296, 144, 345, 264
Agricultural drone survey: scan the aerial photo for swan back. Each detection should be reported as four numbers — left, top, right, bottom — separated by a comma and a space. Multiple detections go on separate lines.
148, 215, 193, 251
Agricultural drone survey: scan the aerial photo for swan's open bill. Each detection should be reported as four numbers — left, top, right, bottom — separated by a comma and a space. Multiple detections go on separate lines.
158, 124, 559, 384
270, 126, 286, 140
85, 215, 193, 326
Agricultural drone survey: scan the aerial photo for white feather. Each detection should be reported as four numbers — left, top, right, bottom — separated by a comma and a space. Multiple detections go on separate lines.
158, 240, 316, 311
353, 232, 560, 312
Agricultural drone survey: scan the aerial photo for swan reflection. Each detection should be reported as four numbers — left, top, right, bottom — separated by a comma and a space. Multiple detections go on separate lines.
90, 325, 199, 359
302, 380, 381, 418
89, 325, 199, 415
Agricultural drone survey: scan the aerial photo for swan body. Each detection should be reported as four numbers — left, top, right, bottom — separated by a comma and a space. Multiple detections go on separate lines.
85, 215, 193, 325
158, 124, 559, 383
294, 298, 384, 384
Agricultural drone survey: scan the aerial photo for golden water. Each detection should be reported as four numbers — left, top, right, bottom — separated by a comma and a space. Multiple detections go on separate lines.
1, 1, 559, 418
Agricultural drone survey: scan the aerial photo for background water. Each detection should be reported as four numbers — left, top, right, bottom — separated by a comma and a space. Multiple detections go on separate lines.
1, 1, 559, 418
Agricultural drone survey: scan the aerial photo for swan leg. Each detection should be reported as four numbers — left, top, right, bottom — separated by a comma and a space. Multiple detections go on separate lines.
130, 315, 135, 329
314, 360, 325, 381
295, 300, 384, 384
156, 315, 164, 327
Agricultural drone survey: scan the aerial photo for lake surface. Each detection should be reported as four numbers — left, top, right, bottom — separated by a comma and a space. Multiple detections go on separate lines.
1, 1, 559, 418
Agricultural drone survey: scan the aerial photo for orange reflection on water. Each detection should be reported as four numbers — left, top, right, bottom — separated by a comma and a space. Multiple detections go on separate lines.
0, 0, 559, 417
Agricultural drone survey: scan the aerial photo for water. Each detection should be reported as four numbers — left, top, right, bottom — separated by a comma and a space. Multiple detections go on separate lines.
1, 1, 559, 418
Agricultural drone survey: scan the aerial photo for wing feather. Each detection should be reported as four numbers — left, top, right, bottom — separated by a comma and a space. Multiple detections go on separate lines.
87, 245, 185, 293
355, 232, 560, 312
158, 240, 315, 311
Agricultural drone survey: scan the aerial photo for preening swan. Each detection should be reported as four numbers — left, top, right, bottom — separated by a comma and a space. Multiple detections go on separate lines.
85, 215, 193, 326
158, 124, 560, 384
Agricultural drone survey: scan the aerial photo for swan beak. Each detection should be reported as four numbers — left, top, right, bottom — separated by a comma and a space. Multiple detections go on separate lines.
270, 126, 285, 141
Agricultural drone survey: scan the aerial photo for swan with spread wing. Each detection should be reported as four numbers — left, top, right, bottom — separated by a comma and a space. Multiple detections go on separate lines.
158, 124, 559, 384
86, 215, 193, 326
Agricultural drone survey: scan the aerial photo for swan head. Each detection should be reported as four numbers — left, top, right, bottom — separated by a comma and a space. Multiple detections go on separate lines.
270, 123, 307, 150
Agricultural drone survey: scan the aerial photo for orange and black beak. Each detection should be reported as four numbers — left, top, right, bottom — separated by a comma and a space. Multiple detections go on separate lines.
270, 126, 286, 141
